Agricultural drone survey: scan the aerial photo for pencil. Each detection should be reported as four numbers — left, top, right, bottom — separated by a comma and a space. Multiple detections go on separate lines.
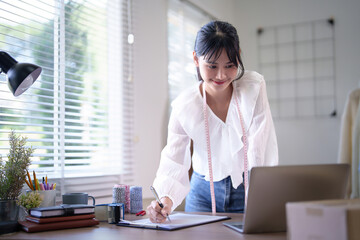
45, 175, 47, 184
26, 170, 34, 190
26, 170, 32, 184
25, 179, 33, 190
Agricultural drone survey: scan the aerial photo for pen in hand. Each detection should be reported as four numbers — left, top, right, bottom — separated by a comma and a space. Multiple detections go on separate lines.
150, 186, 171, 223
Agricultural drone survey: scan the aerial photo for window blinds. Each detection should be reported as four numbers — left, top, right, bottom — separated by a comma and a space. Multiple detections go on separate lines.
0, 0, 133, 191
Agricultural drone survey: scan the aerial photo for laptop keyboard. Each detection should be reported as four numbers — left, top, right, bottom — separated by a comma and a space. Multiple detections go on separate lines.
232, 224, 244, 229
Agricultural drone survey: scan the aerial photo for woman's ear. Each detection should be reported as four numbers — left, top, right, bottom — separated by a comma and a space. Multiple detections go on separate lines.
193, 51, 199, 67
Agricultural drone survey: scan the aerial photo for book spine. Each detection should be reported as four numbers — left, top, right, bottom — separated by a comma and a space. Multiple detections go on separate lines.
22, 219, 99, 233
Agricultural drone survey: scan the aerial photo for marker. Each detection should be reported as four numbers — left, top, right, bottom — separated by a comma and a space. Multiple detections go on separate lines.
36, 179, 40, 190
150, 186, 171, 223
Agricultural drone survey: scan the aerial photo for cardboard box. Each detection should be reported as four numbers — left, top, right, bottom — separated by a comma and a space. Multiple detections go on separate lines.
286, 199, 360, 240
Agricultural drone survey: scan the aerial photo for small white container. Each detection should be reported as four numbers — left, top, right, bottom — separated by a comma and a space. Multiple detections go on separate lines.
27, 190, 56, 207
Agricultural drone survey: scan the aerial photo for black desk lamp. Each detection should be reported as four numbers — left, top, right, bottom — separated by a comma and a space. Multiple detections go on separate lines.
0, 51, 42, 96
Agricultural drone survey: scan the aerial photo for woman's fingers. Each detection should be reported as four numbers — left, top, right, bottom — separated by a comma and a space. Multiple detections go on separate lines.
160, 197, 173, 217
147, 200, 167, 223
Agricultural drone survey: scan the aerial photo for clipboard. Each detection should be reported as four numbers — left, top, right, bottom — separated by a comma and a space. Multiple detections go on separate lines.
116, 212, 230, 231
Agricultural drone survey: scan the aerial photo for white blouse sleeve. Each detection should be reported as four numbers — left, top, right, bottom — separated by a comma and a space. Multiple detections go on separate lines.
247, 80, 278, 168
152, 109, 192, 211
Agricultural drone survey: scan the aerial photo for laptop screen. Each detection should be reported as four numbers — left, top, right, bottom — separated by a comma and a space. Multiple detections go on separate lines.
226, 163, 349, 234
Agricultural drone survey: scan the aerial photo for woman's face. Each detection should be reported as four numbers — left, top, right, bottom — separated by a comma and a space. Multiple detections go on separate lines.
193, 48, 238, 94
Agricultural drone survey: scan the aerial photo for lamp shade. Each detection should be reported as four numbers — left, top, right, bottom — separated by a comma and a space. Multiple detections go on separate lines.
0, 51, 42, 96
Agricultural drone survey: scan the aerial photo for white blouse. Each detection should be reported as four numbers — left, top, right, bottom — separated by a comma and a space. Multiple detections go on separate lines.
153, 71, 279, 211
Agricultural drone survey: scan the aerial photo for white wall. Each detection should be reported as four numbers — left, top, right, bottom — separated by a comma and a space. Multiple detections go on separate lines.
234, 0, 360, 165
189, 0, 236, 22
133, 0, 360, 198
133, 0, 168, 198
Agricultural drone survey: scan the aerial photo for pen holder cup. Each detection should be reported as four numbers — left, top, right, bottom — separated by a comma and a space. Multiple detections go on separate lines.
27, 190, 56, 207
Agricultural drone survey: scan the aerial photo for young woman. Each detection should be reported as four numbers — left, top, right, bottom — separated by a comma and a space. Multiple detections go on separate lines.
147, 21, 278, 223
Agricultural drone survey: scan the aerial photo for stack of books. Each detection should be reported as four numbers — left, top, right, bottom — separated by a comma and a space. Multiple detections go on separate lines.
18, 204, 99, 233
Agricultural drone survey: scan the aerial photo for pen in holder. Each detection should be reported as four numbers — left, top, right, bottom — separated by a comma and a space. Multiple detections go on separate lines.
25, 171, 56, 207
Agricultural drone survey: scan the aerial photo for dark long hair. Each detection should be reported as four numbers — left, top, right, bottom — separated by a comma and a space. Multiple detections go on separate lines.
194, 21, 245, 81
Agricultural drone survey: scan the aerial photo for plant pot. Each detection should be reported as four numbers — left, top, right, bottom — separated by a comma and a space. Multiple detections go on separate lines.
0, 200, 20, 234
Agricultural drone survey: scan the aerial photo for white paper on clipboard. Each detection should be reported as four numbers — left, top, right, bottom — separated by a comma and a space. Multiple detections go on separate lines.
116, 212, 230, 231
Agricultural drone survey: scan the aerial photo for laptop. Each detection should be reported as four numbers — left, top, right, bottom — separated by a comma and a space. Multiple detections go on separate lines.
223, 163, 349, 234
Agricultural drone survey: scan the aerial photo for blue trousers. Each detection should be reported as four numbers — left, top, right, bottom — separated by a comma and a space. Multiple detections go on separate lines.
185, 171, 245, 213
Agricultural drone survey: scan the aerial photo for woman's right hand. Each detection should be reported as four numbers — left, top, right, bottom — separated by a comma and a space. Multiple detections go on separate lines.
146, 196, 173, 223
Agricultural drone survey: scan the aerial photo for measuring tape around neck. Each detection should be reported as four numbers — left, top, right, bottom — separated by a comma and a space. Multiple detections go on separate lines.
233, 88, 249, 208
202, 83, 216, 214
202, 82, 248, 214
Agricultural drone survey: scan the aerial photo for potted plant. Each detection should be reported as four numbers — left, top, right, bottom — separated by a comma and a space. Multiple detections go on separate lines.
0, 131, 34, 234
16, 191, 42, 221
